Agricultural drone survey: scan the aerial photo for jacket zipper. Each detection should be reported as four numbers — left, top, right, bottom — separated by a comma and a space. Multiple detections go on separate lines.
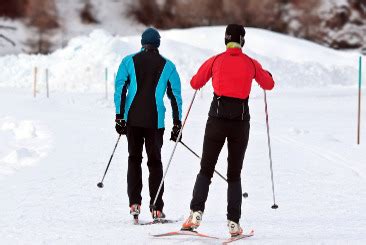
241, 102, 245, 120
217, 97, 221, 116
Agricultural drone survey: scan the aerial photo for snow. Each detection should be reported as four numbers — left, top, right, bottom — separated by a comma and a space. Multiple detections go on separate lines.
0, 27, 366, 244
55, 0, 144, 44
0, 27, 363, 92
318, 0, 349, 12
0, 116, 51, 175
0, 18, 30, 56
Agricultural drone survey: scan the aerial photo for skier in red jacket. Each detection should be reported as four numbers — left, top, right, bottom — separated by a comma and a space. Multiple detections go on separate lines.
182, 24, 274, 237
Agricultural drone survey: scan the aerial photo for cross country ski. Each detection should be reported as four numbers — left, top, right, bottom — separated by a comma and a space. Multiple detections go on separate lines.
135, 218, 181, 226
151, 229, 254, 244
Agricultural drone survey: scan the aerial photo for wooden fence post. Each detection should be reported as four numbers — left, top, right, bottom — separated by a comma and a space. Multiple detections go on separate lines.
45, 68, 49, 98
357, 56, 362, 144
105, 67, 108, 99
33, 67, 38, 98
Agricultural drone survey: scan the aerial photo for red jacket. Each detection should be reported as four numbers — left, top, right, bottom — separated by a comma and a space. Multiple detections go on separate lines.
191, 48, 274, 99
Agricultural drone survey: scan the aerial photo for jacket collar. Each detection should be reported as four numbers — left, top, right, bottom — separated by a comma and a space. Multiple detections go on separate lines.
141, 44, 159, 52
226, 47, 242, 55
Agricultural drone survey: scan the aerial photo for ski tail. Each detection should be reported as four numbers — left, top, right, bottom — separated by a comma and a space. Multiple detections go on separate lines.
222, 229, 254, 244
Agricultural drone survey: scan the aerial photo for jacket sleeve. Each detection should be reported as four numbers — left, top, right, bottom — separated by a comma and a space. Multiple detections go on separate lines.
252, 59, 275, 90
114, 57, 130, 119
190, 56, 217, 90
167, 66, 183, 124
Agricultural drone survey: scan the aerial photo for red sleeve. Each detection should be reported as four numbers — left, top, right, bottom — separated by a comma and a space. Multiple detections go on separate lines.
252, 59, 275, 90
190, 56, 217, 90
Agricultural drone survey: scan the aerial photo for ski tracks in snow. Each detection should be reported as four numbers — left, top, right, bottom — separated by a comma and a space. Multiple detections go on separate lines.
274, 134, 365, 179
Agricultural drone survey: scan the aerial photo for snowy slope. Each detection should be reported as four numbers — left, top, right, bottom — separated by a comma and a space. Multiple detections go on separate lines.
0, 18, 30, 56
0, 27, 363, 92
55, 0, 144, 44
0, 27, 366, 244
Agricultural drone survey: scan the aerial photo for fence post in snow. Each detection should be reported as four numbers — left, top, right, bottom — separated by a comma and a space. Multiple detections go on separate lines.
45, 68, 49, 98
105, 67, 108, 99
33, 67, 38, 98
357, 56, 362, 145
114, 72, 116, 95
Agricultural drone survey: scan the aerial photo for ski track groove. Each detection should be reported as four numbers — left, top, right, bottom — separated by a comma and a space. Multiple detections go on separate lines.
273, 134, 365, 179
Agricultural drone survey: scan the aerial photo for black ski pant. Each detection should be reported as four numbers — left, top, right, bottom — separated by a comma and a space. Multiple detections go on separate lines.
126, 126, 165, 211
190, 117, 250, 223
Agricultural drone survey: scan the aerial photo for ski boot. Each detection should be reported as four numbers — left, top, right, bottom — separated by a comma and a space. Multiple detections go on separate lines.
181, 210, 203, 231
227, 220, 243, 237
151, 209, 166, 222
130, 204, 141, 224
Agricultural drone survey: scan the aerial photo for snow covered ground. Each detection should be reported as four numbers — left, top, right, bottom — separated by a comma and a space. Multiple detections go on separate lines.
1, 27, 366, 244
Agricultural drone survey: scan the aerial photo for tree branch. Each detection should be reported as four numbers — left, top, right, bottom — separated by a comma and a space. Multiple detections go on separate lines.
0, 25, 17, 31
0, 34, 16, 46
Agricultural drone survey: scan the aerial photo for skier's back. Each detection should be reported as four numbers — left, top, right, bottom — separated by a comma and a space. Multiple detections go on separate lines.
114, 27, 183, 222
182, 24, 274, 237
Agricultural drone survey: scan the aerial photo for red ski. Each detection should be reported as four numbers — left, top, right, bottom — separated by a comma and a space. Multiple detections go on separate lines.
152, 229, 254, 243
222, 230, 254, 244
152, 229, 220, 240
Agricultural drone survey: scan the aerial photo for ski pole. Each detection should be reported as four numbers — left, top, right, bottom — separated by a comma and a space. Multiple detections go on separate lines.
97, 134, 122, 188
179, 141, 248, 198
264, 90, 278, 209
150, 91, 198, 210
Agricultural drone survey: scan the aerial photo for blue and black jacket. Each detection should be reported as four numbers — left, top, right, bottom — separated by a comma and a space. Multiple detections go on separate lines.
114, 46, 182, 129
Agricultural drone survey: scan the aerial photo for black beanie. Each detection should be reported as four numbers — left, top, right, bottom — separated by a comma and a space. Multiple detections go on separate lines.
141, 28, 161, 48
225, 24, 246, 46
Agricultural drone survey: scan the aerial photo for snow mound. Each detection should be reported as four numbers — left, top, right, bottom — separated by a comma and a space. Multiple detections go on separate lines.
0, 117, 51, 175
2, 120, 37, 140
3, 148, 39, 166
0, 27, 363, 92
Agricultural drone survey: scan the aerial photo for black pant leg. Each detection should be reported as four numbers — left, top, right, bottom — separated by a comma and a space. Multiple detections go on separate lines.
226, 121, 250, 223
144, 128, 165, 211
190, 117, 226, 212
126, 126, 144, 207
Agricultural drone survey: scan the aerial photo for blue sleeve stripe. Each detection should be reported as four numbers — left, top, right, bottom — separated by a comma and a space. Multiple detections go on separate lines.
155, 59, 183, 128
114, 58, 129, 114
114, 53, 138, 119
155, 62, 171, 128
167, 64, 183, 120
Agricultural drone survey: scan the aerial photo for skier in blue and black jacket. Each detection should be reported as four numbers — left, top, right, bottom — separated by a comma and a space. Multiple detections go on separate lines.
114, 28, 183, 221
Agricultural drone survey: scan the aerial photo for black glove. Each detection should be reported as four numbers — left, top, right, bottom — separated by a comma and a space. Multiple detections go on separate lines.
115, 119, 127, 135
170, 122, 182, 142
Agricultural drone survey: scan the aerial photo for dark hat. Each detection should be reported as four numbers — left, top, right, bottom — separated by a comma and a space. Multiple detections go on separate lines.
225, 24, 246, 47
141, 27, 161, 48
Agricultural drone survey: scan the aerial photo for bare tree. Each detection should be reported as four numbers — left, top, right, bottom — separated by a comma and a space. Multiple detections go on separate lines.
0, 0, 26, 18
80, 0, 99, 24
26, 0, 59, 54
127, 0, 161, 26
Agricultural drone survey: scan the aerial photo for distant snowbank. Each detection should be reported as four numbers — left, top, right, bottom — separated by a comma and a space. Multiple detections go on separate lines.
0, 27, 363, 92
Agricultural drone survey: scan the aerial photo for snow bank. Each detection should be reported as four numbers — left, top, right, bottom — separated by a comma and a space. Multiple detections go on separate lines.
0, 27, 363, 92
0, 117, 51, 175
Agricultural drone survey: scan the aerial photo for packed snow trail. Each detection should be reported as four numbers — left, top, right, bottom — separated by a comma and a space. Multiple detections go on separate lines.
0, 86, 365, 244
1, 26, 365, 244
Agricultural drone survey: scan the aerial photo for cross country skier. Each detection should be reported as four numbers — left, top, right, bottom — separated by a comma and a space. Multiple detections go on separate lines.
181, 24, 275, 236
114, 27, 183, 222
